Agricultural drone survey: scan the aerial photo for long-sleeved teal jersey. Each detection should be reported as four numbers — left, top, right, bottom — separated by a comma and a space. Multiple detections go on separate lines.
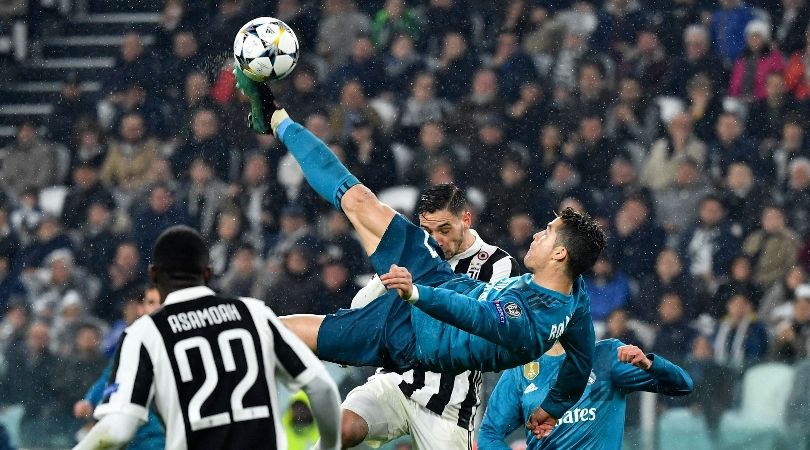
478, 339, 694, 450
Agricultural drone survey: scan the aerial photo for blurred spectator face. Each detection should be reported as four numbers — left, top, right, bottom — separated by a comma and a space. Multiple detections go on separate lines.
442, 32, 467, 59
50, 257, 72, 285
173, 31, 198, 59
391, 34, 415, 60
783, 121, 804, 147
668, 112, 692, 136
16, 122, 36, 145
658, 293, 684, 324
120, 114, 145, 143
115, 243, 139, 271
431, 0, 453, 8
496, 33, 519, 57
551, 161, 576, 184
419, 123, 445, 151
280, 210, 306, 234
618, 78, 641, 103
726, 162, 754, 190
340, 81, 365, 109
593, 257, 613, 277
501, 158, 526, 186
27, 322, 49, 354
73, 165, 99, 189
563, 31, 586, 51
762, 207, 787, 232
285, 248, 310, 275
121, 33, 143, 62
540, 125, 561, 150
579, 117, 603, 144
606, 309, 630, 337
428, 160, 455, 185
508, 213, 535, 242
684, 27, 709, 61
385, 0, 405, 17
305, 114, 332, 142
322, 261, 349, 291
478, 123, 504, 144
795, 297, 810, 324
730, 256, 752, 281
766, 73, 786, 100
350, 123, 373, 143
5, 305, 28, 330
191, 110, 218, 141
75, 326, 101, 354
691, 335, 713, 360
293, 70, 316, 93
149, 186, 173, 214
217, 213, 241, 241
418, 207, 471, 260
656, 249, 683, 280
412, 74, 435, 102
190, 159, 213, 184
578, 64, 603, 97
787, 266, 807, 290
616, 199, 648, 230
147, 159, 173, 184
726, 294, 752, 321
185, 72, 210, 102
675, 161, 699, 187
143, 287, 161, 314
716, 114, 742, 143
233, 248, 256, 274
720, 0, 741, 8
352, 36, 375, 62
746, 30, 766, 53
37, 219, 60, 242
698, 198, 725, 226
243, 154, 268, 185
87, 203, 111, 227
471, 70, 498, 98
637, 31, 658, 54
80, 129, 100, 149
789, 159, 810, 190
122, 299, 142, 324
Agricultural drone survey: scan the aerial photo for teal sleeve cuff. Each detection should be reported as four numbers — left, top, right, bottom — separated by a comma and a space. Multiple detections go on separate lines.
277, 118, 294, 138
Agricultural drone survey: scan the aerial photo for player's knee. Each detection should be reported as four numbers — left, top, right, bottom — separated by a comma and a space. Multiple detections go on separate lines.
340, 410, 368, 448
341, 185, 379, 215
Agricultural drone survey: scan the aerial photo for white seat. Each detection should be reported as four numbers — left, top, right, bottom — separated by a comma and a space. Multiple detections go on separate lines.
378, 185, 420, 216
658, 408, 714, 450
39, 185, 68, 217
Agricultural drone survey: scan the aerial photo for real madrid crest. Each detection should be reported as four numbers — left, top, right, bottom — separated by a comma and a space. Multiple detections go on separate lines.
523, 361, 540, 380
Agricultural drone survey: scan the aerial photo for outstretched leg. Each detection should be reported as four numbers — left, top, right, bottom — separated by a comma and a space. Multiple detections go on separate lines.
279, 314, 324, 352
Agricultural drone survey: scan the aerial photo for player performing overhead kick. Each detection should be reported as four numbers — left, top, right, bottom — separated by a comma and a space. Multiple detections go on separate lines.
235, 67, 607, 435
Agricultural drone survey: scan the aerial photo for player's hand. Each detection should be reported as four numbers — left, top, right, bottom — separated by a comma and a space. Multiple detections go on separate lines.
73, 400, 94, 418
233, 65, 287, 135
527, 407, 557, 438
617, 344, 652, 370
380, 264, 414, 300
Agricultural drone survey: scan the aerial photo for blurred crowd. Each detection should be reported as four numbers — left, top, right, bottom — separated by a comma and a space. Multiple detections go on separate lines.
4, 0, 810, 447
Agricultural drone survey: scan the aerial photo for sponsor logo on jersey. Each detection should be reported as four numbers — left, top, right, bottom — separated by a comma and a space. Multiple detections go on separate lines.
523, 361, 540, 380
493, 300, 506, 324
504, 302, 522, 319
524, 383, 538, 394
557, 407, 597, 425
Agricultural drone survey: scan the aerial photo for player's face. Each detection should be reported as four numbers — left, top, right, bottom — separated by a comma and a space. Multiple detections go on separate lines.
419, 209, 470, 260
143, 288, 162, 314
524, 218, 563, 271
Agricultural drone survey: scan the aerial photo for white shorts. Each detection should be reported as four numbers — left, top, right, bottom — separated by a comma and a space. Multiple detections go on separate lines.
342, 374, 472, 450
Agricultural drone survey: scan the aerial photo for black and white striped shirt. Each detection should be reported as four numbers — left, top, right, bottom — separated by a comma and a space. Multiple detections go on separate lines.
95, 286, 326, 450
391, 230, 520, 430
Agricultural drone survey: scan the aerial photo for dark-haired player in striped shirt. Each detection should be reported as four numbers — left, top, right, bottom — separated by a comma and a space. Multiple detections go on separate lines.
73, 226, 341, 450
342, 183, 520, 449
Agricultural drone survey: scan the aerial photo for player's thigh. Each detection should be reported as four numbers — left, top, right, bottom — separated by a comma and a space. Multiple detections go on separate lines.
369, 214, 455, 287
341, 184, 397, 255
406, 403, 473, 450
342, 375, 410, 447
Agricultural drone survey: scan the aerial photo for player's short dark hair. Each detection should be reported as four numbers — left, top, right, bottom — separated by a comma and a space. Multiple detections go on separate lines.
152, 225, 209, 278
554, 207, 607, 278
417, 183, 468, 216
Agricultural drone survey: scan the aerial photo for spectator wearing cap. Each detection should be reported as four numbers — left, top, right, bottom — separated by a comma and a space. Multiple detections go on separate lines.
641, 112, 707, 192
328, 80, 383, 141
634, 249, 698, 324
344, 119, 397, 193
160, 31, 207, 100
422, 0, 473, 56
61, 162, 116, 231
264, 243, 323, 316
654, 158, 714, 240
571, 115, 631, 191
721, 162, 768, 235
171, 108, 231, 181
328, 35, 388, 99
711, 255, 763, 318
743, 205, 800, 288
713, 293, 769, 371
773, 286, 810, 362
729, 20, 785, 102
710, 0, 755, 64
584, 252, 631, 322
679, 195, 743, 284
0, 122, 62, 199
608, 196, 667, 279
667, 25, 729, 99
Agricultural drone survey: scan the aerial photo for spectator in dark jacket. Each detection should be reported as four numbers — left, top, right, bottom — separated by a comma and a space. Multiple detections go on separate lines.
584, 253, 632, 322
328, 35, 388, 99
711, 255, 763, 318
131, 183, 190, 262
634, 248, 698, 323
652, 292, 697, 363
61, 163, 116, 231
433, 32, 480, 101
679, 194, 743, 283
707, 111, 762, 184
170, 109, 231, 181
264, 244, 324, 316
608, 196, 666, 278
491, 32, 538, 102
713, 292, 769, 371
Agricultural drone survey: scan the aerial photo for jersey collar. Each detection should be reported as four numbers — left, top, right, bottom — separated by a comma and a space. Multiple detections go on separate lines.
451, 229, 486, 263
525, 274, 573, 303
163, 286, 216, 305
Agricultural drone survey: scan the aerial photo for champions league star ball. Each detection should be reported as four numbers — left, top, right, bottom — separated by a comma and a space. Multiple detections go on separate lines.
234, 17, 300, 82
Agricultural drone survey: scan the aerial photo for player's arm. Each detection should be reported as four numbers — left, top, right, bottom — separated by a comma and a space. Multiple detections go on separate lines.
383, 266, 532, 348
478, 369, 525, 450
74, 329, 153, 449
266, 310, 341, 450
529, 301, 595, 437
611, 343, 694, 396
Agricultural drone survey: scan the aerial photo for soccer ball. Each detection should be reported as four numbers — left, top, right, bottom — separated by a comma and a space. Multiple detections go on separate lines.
234, 17, 299, 82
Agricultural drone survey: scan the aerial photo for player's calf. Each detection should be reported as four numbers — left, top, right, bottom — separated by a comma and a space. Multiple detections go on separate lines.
340, 410, 369, 449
